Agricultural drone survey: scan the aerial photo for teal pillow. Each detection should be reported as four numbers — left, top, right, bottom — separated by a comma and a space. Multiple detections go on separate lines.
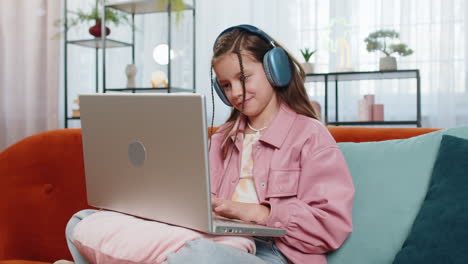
392, 135, 468, 263
327, 126, 468, 264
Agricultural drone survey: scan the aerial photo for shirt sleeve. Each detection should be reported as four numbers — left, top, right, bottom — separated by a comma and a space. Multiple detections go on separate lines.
209, 133, 224, 197
260, 145, 355, 254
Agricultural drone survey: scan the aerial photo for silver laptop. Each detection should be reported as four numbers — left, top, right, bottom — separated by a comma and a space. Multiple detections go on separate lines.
79, 93, 285, 237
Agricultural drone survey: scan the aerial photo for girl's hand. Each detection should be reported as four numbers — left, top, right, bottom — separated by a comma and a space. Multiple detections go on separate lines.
212, 198, 270, 224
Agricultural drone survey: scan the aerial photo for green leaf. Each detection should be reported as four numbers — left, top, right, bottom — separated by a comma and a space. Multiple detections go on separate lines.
300, 48, 316, 62
156, 0, 186, 25
364, 29, 413, 57
389, 43, 414, 56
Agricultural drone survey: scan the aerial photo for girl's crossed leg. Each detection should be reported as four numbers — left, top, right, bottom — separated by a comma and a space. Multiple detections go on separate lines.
65, 209, 288, 264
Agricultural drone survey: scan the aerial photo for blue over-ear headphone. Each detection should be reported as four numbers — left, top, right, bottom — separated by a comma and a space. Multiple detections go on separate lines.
212, 24, 293, 107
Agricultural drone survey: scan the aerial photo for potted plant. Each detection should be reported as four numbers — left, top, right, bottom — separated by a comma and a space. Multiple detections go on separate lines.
300, 48, 316, 74
364, 29, 413, 71
156, 0, 188, 25
54, 6, 132, 39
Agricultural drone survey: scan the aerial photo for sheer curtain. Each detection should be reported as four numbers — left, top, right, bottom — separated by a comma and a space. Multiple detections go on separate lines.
296, 0, 468, 128
0, 0, 60, 151
195, 0, 468, 128
64, 0, 468, 129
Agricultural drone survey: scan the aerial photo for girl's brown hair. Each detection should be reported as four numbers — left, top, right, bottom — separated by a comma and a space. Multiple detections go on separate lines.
212, 29, 320, 159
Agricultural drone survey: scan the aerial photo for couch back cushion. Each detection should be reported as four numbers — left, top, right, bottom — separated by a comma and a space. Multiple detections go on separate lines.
327, 126, 468, 264
327, 127, 440, 142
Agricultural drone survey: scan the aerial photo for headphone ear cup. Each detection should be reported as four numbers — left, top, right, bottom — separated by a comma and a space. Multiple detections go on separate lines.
213, 77, 233, 106
263, 47, 293, 88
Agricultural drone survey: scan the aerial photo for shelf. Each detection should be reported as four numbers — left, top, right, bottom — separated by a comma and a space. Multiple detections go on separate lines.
327, 121, 419, 126
306, 75, 326, 82
306, 69, 419, 82
105, 87, 194, 92
170, 87, 196, 92
106, 0, 194, 14
305, 69, 421, 127
67, 38, 132, 49
62, 0, 196, 128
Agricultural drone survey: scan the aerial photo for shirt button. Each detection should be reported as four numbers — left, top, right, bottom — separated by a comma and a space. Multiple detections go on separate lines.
236, 138, 240, 142
274, 222, 282, 228
256, 145, 261, 150
261, 182, 266, 188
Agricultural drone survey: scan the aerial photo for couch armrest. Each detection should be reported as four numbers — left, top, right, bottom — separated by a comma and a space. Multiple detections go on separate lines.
0, 129, 89, 262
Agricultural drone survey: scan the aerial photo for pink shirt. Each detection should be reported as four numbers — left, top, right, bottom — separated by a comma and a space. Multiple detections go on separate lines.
209, 104, 355, 264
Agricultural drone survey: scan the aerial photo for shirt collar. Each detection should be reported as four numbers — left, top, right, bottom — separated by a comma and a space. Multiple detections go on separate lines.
222, 116, 246, 150
259, 103, 297, 149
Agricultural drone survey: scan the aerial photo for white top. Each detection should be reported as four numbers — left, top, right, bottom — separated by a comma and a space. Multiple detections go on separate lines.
231, 134, 260, 204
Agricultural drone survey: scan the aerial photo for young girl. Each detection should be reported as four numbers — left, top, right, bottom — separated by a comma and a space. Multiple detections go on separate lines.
65, 25, 354, 264
204, 24, 354, 263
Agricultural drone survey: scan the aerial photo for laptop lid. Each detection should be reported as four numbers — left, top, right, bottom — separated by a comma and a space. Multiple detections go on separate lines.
80, 93, 213, 233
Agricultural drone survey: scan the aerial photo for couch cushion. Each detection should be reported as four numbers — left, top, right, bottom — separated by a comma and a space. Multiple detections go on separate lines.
392, 135, 468, 263
327, 126, 468, 264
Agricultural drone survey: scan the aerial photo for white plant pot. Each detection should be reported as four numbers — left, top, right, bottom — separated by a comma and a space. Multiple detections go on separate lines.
302, 62, 314, 74
379, 56, 397, 71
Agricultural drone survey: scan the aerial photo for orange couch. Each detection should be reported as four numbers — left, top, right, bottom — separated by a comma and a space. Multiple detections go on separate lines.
0, 127, 439, 264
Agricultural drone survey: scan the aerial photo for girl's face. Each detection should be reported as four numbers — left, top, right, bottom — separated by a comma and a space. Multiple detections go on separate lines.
213, 52, 278, 119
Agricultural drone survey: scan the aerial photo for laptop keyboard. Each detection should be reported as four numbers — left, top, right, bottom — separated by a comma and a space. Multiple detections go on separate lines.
212, 216, 286, 236
213, 217, 271, 229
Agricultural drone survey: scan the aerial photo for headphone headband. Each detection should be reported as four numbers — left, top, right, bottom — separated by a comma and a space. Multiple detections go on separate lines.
212, 24, 293, 107
213, 24, 276, 51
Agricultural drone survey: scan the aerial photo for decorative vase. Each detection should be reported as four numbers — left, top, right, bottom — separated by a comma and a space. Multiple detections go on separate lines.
89, 19, 110, 38
372, 104, 384, 121
302, 62, 314, 74
358, 94, 375, 121
379, 56, 397, 71
151, 71, 168, 88
358, 99, 371, 121
125, 64, 137, 88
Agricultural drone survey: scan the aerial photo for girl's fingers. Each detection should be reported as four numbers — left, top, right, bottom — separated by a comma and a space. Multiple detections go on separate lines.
214, 204, 224, 212
212, 197, 227, 206
213, 200, 252, 221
